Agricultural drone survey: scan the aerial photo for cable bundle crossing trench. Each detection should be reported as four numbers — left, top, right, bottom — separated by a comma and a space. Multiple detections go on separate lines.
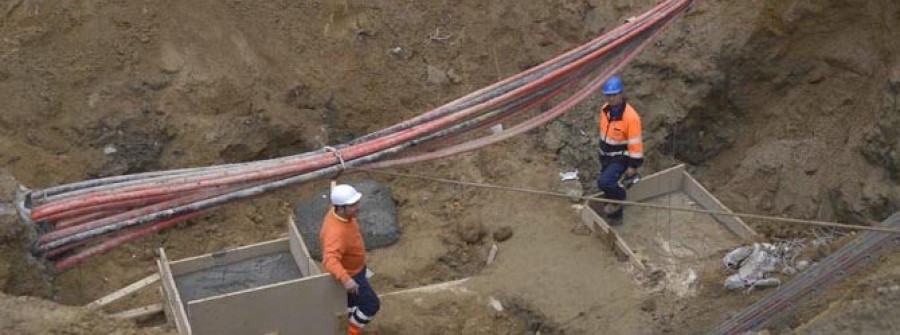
20, 0, 695, 270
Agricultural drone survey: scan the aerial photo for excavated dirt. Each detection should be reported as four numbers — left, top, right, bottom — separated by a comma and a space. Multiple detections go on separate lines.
1, 0, 899, 334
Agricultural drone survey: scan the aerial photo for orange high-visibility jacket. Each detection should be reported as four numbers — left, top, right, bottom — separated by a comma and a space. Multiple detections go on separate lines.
320, 209, 366, 284
598, 102, 644, 168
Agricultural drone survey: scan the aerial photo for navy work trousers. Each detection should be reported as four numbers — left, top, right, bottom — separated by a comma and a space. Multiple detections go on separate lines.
597, 161, 627, 218
347, 266, 380, 329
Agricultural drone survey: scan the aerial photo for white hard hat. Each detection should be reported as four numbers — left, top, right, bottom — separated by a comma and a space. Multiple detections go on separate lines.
330, 184, 362, 206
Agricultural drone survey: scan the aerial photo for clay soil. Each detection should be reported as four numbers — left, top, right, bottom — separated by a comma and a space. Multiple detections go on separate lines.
2, 0, 900, 334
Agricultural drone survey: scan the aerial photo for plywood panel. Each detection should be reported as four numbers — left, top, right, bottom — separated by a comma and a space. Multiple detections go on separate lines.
288, 215, 319, 276
626, 164, 685, 203
159, 287, 173, 328
186, 274, 346, 335
169, 238, 290, 276
158, 249, 192, 335
682, 172, 758, 240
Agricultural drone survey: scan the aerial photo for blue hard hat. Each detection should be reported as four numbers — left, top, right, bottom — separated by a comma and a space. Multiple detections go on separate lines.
602, 76, 624, 95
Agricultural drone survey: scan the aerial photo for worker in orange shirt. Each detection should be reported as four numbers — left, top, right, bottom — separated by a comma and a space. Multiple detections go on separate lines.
596, 75, 643, 223
320, 184, 380, 335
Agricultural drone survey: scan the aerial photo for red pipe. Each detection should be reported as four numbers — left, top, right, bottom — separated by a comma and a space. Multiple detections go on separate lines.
42, 193, 177, 224
365, 1, 684, 169
30, 1, 684, 222
54, 210, 122, 229
30, 1, 685, 221
348, 0, 677, 140
43, 234, 104, 259
53, 210, 209, 270
38, 183, 249, 244
33, 55, 583, 220
33, 0, 691, 268
399, 76, 578, 158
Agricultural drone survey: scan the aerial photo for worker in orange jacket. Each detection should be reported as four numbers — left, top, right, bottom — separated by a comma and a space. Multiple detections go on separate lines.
320, 184, 380, 335
596, 75, 643, 223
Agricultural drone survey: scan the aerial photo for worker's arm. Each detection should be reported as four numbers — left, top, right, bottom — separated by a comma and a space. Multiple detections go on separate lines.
626, 113, 644, 169
321, 229, 351, 284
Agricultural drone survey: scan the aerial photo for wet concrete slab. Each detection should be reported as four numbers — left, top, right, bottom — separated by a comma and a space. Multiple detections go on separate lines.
175, 251, 303, 304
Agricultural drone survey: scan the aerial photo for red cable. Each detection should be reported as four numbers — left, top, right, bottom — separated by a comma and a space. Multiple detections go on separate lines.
366, 1, 685, 169
31, 0, 684, 223
34, 0, 692, 267
53, 210, 209, 270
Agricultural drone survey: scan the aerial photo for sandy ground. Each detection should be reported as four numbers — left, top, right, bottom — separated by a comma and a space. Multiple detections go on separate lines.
1, 0, 899, 334
362, 144, 652, 334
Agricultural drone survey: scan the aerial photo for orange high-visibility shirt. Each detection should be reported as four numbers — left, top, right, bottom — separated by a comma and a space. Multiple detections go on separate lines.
598, 102, 644, 167
319, 209, 366, 284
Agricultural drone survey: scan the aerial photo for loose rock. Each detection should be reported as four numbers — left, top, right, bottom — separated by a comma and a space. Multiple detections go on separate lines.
458, 221, 487, 244
493, 226, 514, 242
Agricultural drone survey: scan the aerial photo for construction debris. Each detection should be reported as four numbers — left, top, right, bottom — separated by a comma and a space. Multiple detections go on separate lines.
486, 243, 499, 266
723, 240, 808, 291
488, 297, 504, 312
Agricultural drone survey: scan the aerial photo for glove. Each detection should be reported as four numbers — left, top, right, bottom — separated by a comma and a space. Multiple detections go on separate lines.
621, 172, 641, 189
343, 278, 360, 295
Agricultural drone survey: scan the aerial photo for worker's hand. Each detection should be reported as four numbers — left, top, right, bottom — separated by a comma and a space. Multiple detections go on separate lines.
625, 167, 637, 177
343, 278, 360, 295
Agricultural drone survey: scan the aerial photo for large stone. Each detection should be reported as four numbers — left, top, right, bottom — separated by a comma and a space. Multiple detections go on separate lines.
294, 180, 400, 260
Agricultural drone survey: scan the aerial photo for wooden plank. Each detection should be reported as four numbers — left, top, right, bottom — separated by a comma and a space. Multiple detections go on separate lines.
681, 171, 759, 240
158, 249, 192, 335
585, 164, 684, 204
614, 233, 645, 271
580, 206, 602, 234
87, 273, 160, 309
186, 274, 346, 335
626, 164, 686, 203
379, 278, 472, 297
169, 238, 290, 276
288, 215, 320, 276
159, 287, 174, 328
110, 303, 164, 320
581, 205, 644, 270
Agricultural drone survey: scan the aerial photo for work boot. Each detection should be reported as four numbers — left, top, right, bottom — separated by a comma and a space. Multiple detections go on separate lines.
605, 215, 624, 226
602, 204, 617, 213
603, 204, 624, 225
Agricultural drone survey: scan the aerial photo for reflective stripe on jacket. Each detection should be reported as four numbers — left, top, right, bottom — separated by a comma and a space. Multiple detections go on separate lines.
598, 102, 644, 168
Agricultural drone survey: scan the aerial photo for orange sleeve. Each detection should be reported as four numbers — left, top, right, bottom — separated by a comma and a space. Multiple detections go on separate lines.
626, 112, 644, 167
321, 225, 351, 284
627, 114, 643, 153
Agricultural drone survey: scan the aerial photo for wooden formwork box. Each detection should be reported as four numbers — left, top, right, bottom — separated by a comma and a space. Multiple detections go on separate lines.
158, 216, 347, 335
581, 164, 759, 271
